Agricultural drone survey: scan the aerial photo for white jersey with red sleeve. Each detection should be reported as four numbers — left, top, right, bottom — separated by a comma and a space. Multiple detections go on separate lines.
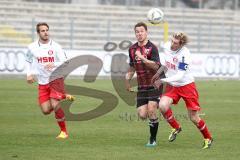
25, 39, 67, 85
160, 41, 194, 86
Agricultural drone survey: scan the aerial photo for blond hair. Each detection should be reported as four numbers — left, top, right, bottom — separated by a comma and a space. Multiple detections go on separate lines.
172, 32, 189, 46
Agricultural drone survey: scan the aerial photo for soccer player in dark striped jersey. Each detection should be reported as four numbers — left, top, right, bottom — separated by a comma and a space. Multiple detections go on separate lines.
125, 22, 164, 147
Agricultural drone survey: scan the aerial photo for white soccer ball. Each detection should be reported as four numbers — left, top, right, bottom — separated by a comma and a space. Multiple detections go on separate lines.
147, 8, 164, 24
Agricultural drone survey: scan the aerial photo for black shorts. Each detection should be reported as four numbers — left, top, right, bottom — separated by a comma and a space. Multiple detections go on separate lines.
136, 86, 163, 108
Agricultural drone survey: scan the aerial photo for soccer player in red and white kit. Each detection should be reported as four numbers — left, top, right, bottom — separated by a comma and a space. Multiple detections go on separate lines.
25, 22, 74, 139
137, 32, 213, 149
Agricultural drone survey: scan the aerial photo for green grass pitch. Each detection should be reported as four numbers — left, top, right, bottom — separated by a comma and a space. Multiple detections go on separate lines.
0, 79, 240, 160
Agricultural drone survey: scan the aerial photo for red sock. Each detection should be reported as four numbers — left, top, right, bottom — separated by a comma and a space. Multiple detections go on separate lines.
55, 108, 67, 133
163, 109, 180, 129
197, 119, 211, 139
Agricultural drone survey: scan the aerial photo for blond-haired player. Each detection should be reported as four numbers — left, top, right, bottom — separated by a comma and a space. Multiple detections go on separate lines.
137, 32, 213, 149
139, 32, 213, 149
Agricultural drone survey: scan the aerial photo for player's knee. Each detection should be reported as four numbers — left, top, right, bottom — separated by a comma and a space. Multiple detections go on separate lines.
41, 107, 52, 115
50, 101, 60, 110
42, 110, 51, 115
138, 112, 147, 120
148, 110, 155, 115
159, 102, 168, 113
51, 104, 61, 111
189, 115, 199, 124
148, 109, 157, 119
159, 100, 165, 108
51, 103, 57, 109
188, 110, 200, 124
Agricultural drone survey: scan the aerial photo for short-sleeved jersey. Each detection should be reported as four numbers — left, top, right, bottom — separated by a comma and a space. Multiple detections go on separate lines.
25, 40, 67, 85
129, 40, 161, 89
161, 41, 194, 86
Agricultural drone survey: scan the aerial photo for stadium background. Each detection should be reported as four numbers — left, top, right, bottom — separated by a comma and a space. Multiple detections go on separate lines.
0, 0, 240, 160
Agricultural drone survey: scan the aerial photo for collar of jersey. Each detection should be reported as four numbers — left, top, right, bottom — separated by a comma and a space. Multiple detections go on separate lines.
38, 39, 52, 47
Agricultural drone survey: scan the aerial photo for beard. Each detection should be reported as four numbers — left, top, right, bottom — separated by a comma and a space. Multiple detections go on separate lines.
40, 35, 49, 42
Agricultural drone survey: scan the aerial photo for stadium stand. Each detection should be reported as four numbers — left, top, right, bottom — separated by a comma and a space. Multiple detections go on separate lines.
0, 0, 239, 53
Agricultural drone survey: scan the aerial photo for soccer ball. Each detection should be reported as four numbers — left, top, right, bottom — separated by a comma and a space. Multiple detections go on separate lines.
147, 8, 164, 24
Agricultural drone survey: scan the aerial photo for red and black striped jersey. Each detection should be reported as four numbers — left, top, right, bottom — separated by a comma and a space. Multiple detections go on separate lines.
129, 40, 161, 89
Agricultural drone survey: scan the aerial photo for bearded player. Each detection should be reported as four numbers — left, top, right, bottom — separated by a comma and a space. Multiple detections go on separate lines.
25, 22, 74, 139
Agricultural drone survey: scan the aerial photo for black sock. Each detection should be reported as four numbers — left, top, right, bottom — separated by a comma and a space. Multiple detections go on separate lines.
149, 118, 159, 143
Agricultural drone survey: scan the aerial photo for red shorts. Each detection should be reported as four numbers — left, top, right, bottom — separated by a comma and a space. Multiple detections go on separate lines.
163, 82, 200, 111
38, 78, 66, 105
